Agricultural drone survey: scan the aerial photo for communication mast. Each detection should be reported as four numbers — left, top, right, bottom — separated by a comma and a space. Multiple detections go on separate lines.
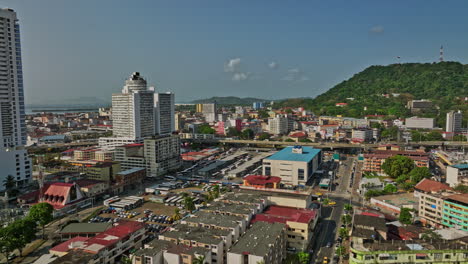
439, 45, 444, 62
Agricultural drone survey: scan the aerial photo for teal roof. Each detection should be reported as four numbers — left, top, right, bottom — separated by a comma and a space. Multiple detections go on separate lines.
452, 164, 468, 169
265, 146, 321, 162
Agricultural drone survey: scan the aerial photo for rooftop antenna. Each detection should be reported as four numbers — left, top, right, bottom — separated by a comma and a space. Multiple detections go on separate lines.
439, 45, 444, 62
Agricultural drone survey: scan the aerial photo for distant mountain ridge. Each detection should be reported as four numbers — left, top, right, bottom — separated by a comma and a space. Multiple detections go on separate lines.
191, 96, 268, 105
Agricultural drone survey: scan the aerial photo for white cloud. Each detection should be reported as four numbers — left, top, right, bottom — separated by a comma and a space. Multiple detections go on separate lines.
224, 58, 241, 72
370, 25, 384, 34
282, 68, 309, 82
232, 72, 251, 81
268, 61, 279, 69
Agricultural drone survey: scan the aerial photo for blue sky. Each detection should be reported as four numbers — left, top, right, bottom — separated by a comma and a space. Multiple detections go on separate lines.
2, 0, 468, 104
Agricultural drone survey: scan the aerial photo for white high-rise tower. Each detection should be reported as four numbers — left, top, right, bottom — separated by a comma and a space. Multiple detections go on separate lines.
0, 8, 31, 191
99, 72, 176, 149
446, 110, 463, 133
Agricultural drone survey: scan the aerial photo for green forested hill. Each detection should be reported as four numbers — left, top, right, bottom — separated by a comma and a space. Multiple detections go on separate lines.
276, 62, 468, 126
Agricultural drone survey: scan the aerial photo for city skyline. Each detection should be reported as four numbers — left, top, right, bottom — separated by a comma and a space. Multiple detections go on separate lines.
2, 0, 468, 104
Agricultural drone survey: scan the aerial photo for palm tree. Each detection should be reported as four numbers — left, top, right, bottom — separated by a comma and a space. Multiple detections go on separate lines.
172, 208, 182, 221
3, 175, 16, 196
183, 196, 196, 213
212, 185, 220, 198
192, 255, 205, 264
344, 203, 353, 211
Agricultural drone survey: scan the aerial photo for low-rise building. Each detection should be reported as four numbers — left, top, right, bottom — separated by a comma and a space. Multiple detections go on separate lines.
58, 223, 112, 241
263, 146, 322, 186
251, 205, 318, 252
182, 211, 246, 241
160, 224, 231, 264
349, 239, 468, 264
227, 221, 286, 264
352, 129, 374, 142
363, 150, 429, 174
405, 117, 435, 129
242, 175, 281, 189
132, 239, 212, 264
370, 193, 418, 214
442, 193, 468, 232
113, 143, 146, 171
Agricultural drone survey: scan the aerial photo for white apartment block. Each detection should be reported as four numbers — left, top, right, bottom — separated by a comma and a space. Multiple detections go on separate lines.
154, 92, 175, 135
144, 134, 181, 177
0, 9, 31, 190
446, 110, 463, 133
268, 116, 288, 135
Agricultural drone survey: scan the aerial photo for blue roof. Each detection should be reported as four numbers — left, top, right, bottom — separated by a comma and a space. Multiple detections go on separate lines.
452, 164, 468, 169
265, 146, 321, 162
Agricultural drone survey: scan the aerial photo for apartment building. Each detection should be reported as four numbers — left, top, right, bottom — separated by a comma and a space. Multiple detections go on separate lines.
144, 134, 181, 178
349, 239, 468, 264
442, 194, 468, 232
132, 239, 211, 264
263, 146, 322, 186
69, 160, 121, 183
251, 205, 318, 252
268, 116, 288, 135
182, 211, 246, 241
202, 201, 260, 223
227, 221, 286, 264
159, 224, 232, 264
363, 150, 429, 174
352, 128, 374, 142
415, 179, 454, 228
0, 9, 32, 190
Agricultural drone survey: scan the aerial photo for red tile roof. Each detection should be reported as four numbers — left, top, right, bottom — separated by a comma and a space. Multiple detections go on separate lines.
121, 143, 144, 148
252, 205, 317, 225
414, 179, 452, 193
289, 132, 307, 138
446, 193, 468, 204
244, 175, 281, 185
50, 236, 88, 253
83, 221, 145, 252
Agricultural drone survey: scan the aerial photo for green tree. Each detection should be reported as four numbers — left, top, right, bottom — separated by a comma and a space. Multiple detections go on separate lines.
381, 155, 415, 179
28, 202, 54, 239
198, 124, 215, 134
297, 252, 309, 264
284, 138, 295, 142
226, 127, 241, 137
298, 138, 312, 143
172, 208, 182, 221
339, 227, 349, 238
409, 167, 432, 183
454, 184, 468, 194
183, 196, 196, 213
336, 245, 347, 257
452, 134, 467, 141
426, 131, 444, 141
2, 175, 17, 197
341, 214, 352, 226
421, 230, 443, 241
0, 225, 15, 264
9, 219, 37, 257
257, 132, 271, 141
212, 185, 220, 198
344, 203, 353, 211
258, 110, 269, 119
240, 129, 254, 140
396, 174, 409, 184
399, 208, 413, 225
384, 184, 398, 193
192, 255, 206, 264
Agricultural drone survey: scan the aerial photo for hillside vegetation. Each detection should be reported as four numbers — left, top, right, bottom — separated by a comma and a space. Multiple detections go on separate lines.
276, 62, 468, 126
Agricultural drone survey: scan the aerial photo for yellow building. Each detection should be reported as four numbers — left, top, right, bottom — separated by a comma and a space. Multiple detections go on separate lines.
196, 103, 204, 113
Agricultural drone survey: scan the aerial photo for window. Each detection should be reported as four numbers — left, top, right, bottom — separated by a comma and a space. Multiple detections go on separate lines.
265, 167, 271, 176
298, 169, 304, 180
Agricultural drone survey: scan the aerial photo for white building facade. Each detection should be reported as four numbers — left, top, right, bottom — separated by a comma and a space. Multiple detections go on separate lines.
0, 9, 31, 190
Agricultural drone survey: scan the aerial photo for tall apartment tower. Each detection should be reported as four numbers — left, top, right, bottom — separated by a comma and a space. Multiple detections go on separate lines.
99, 72, 176, 149
0, 9, 31, 190
202, 102, 217, 122
446, 110, 463, 133
154, 92, 175, 135
112, 72, 155, 139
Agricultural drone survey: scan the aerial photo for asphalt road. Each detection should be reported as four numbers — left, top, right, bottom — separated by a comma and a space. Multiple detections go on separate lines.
311, 156, 355, 264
